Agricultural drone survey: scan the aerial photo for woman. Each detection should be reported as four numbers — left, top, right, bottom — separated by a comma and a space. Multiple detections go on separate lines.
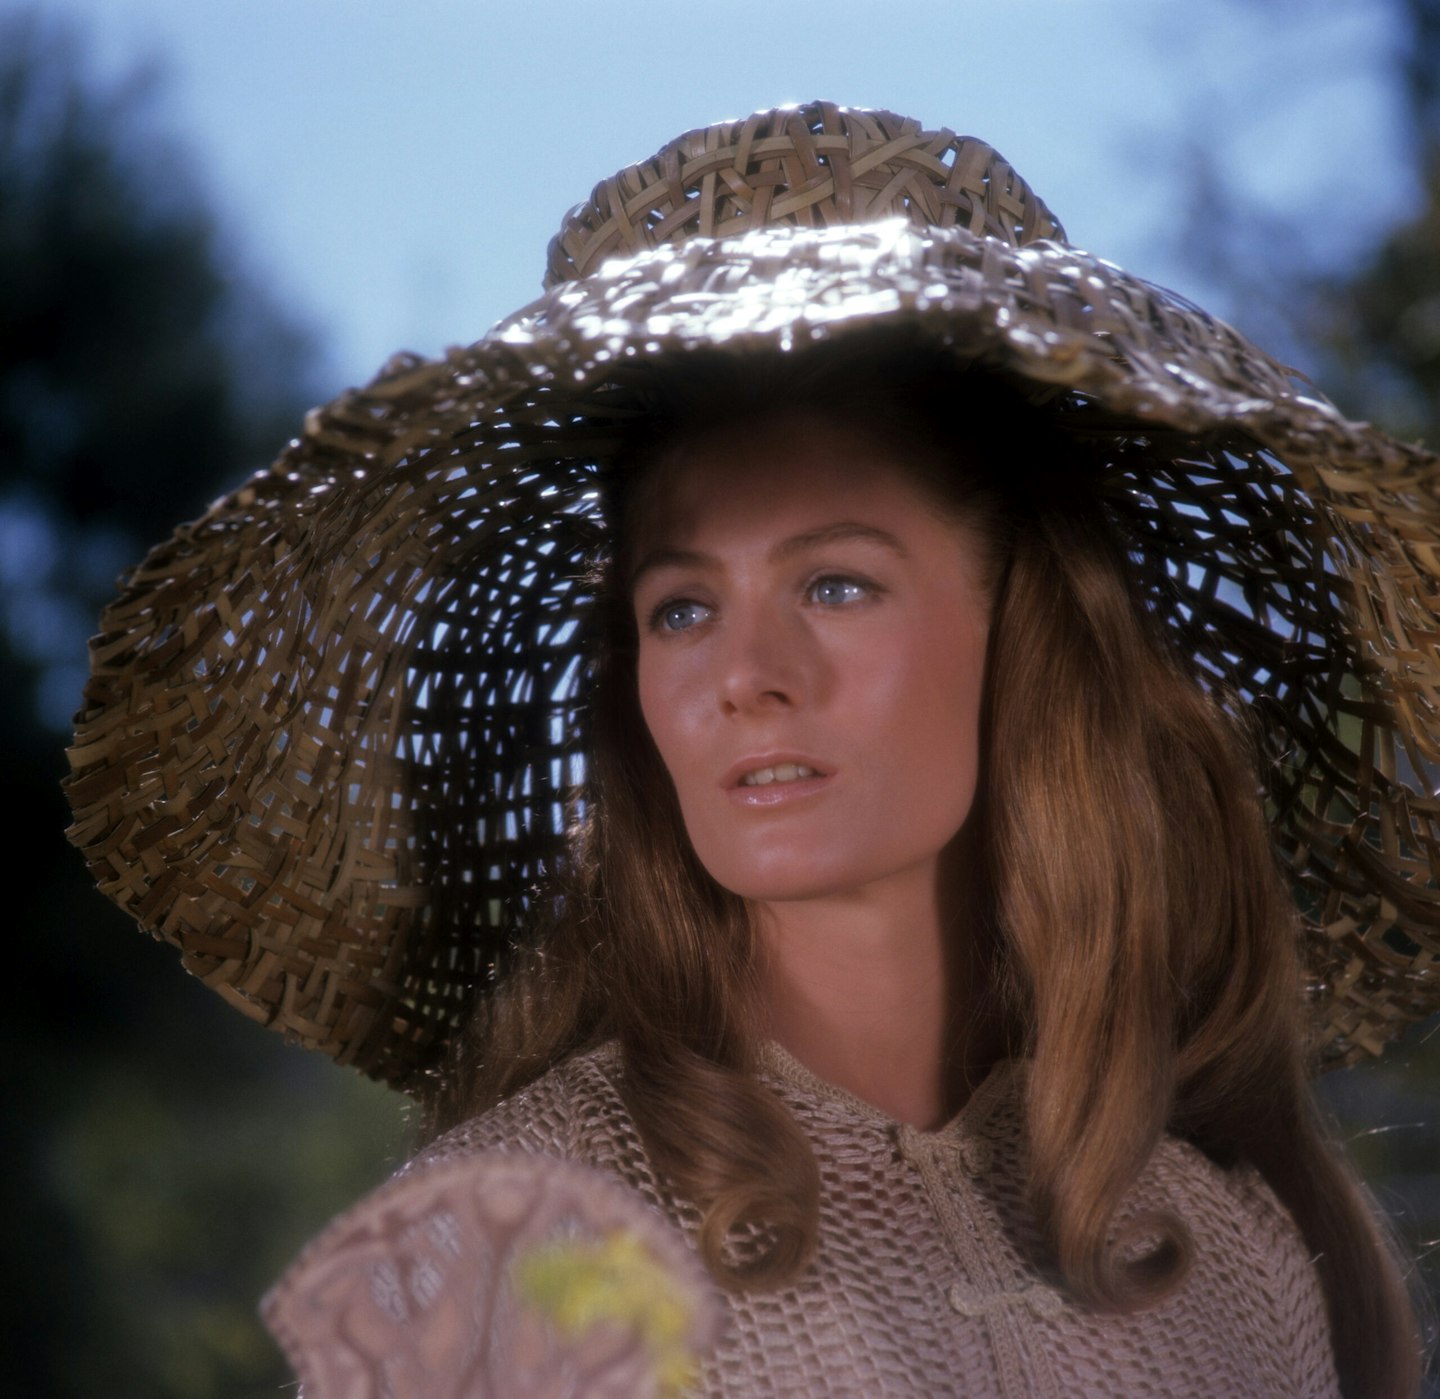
66, 104, 1436, 1395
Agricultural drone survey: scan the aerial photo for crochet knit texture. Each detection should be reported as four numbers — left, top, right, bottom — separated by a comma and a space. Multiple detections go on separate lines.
364, 1042, 1340, 1397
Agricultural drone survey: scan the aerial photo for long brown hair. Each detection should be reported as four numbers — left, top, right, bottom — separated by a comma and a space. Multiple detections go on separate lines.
436, 335, 1425, 1396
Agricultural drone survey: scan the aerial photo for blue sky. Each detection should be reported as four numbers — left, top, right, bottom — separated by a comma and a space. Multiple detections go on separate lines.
32, 0, 1416, 392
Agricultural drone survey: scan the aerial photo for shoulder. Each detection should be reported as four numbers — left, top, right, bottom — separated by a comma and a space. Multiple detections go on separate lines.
266, 1045, 725, 1393
1145, 1134, 1318, 1275
401, 1041, 657, 1191
1141, 1137, 1341, 1396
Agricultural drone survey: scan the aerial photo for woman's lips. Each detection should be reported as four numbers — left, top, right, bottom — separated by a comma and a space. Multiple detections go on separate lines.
722, 756, 833, 807
727, 772, 833, 807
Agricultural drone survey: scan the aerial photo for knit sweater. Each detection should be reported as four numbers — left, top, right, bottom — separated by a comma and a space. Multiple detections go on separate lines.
267, 1041, 1341, 1397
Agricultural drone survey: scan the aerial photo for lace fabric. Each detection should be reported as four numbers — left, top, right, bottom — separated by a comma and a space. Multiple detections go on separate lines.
267, 1043, 1341, 1397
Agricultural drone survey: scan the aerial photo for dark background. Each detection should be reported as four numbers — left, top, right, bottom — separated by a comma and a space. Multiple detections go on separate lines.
3, 2, 1438, 1393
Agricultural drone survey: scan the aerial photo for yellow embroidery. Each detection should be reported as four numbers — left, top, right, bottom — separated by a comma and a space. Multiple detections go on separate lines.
514, 1230, 699, 1395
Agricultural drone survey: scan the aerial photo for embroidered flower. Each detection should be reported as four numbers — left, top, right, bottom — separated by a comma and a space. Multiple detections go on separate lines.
514, 1229, 701, 1396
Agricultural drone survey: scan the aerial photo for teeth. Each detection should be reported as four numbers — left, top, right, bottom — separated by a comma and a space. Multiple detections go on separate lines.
740, 763, 818, 787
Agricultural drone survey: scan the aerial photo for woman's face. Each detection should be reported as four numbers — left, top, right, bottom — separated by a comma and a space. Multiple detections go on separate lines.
630, 412, 993, 908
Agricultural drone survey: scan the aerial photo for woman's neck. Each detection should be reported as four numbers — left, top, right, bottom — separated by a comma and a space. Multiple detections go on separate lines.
755, 855, 999, 1131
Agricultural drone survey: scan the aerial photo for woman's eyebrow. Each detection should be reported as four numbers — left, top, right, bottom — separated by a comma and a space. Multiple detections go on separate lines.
631, 522, 907, 588
629, 546, 708, 588
772, 521, 908, 562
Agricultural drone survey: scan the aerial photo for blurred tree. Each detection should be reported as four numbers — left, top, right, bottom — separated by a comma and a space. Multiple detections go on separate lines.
1324, 159, 1440, 440
0, 7, 315, 732
1314, 67, 1440, 439
0, 10, 405, 1396
1167, 0, 1438, 436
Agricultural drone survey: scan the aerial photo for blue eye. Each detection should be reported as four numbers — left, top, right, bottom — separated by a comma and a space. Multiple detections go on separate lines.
653, 599, 710, 633
809, 576, 870, 606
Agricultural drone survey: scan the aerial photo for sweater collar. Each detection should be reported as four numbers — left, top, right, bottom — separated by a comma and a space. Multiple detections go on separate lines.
756, 1039, 1020, 1143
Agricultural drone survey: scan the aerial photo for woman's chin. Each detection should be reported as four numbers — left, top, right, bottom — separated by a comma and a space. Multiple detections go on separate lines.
706, 854, 885, 907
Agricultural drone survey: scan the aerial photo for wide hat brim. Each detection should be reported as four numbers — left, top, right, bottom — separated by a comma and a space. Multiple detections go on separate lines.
65, 211, 1440, 1091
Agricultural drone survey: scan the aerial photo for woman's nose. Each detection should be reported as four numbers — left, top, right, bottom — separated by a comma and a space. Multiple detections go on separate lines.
716, 604, 812, 716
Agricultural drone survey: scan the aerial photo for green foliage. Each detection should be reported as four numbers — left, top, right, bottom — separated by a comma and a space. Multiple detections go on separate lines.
47, 1048, 403, 1398
1315, 1021, 1440, 1357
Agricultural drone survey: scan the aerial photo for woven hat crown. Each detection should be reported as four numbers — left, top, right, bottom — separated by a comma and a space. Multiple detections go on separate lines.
544, 102, 1065, 286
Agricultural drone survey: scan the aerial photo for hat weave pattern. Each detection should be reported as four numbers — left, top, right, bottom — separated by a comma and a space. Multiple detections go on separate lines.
65, 103, 1440, 1088
544, 103, 1064, 285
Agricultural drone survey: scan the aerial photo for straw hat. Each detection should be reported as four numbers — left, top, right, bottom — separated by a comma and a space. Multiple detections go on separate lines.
64, 101, 1440, 1091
